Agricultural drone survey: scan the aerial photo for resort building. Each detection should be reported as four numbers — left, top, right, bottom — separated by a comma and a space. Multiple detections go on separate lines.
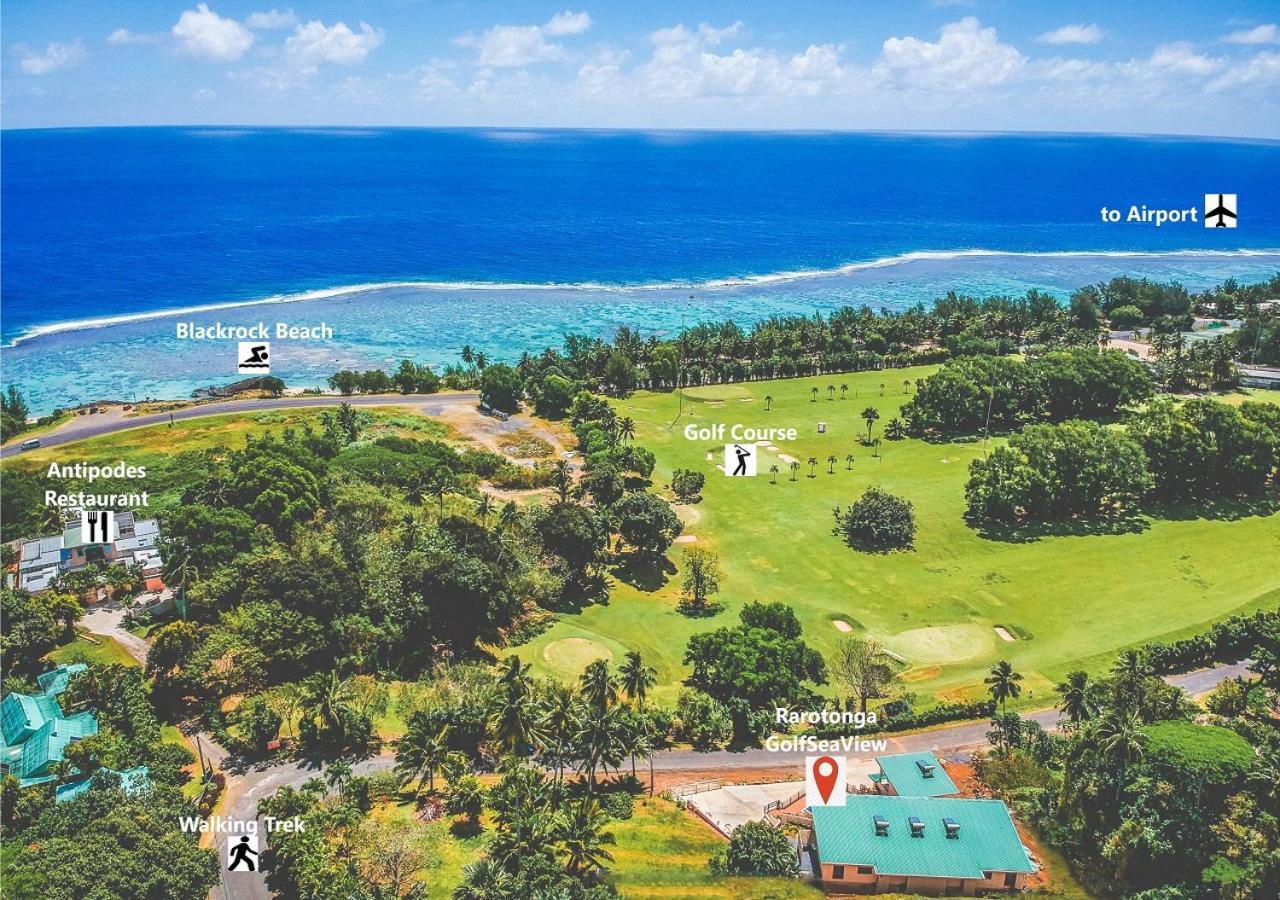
16, 511, 164, 594
870, 751, 960, 797
1, 663, 98, 787
806, 795, 1036, 895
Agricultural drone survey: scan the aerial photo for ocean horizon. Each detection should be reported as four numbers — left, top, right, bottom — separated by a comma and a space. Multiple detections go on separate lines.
3, 128, 1278, 413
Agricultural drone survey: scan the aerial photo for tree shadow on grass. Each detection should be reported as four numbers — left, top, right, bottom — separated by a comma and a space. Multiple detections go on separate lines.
971, 512, 1150, 544
610, 554, 676, 593
1147, 495, 1279, 523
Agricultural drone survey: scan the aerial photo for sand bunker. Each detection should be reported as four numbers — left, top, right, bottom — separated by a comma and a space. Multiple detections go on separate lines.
777, 453, 798, 465
674, 535, 698, 543
832, 619, 853, 633
994, 626, 1016, 642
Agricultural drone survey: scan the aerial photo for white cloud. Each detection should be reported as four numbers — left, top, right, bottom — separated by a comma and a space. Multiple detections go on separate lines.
876, 18, 1025, 88
15, 39, 87, 75
456, 11, 591, 67
1148, 41, 1221, 76
1223, 24, 1279, 45
246, 9, 299, 30
641, 21, 843, 99
1208, 51, 1280, 91
544, 11, 591, 37
194, 87, 217, 99
106, 28, 163, 46
1038, 24, 1103, 46
284, 20, 384, 71
172, 4, 254, 63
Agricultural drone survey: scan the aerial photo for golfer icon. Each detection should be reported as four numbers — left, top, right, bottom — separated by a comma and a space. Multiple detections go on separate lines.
731, 444, 751, 476
228, 835, 259, 872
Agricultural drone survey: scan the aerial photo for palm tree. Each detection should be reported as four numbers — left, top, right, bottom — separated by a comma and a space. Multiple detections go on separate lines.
579, 659, 619, 712
454, 858, 513, 900
985, 660, 1023, 712
461, 344, 475, 366
540, 684, 580, 785
902, 378, 911, 394
556, 797, 616, 876
619, 651, 656, 710
845, 453, 855, 471
475, 493, 495, 524
1056, 671, 1097, 728
827, 384, 835, 400
810, 387, 819, 402
764, 394, 773, 411
1098, 710, 1147, 802
324, 758, 353, 795
860, 406, 881, 443
1111, 649, 1153, 716
840, 384, 848, 400
879, 382, 886, 396
299, 671, 357, 746
769, 464, 779, 484
807, 456, 818, 478
789, 460, 800, 482
475, 352, 488, 370
616, 417, 636, 444
826, 454, 837, 474
396, 720, 452, 794
575, 710, 622, 794
428, 469, 454, 517
489, 657, 541, 756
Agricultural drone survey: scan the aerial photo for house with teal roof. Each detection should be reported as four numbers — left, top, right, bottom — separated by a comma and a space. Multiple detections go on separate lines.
806, 795, 1035, 895
55, 766, 150, 804
0, 663, 98, 787
870, 751, 960, 798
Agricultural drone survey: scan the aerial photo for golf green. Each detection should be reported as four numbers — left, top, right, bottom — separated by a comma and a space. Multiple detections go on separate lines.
515, 367, 1280, 707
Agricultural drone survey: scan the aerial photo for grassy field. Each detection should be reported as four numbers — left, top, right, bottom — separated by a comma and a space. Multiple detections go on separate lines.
516, 367, 1280, 705
47, 630, 140, 669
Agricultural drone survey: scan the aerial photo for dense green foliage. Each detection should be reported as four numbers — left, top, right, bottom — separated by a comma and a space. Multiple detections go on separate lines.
833, 485, 916, 550
709, 819, 798, 877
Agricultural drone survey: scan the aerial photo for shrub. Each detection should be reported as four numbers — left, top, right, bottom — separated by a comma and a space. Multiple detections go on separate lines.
835, 486, 916, 551
716, 820, 797, 877
670, 468, 706, 503
600, 791, 634, 820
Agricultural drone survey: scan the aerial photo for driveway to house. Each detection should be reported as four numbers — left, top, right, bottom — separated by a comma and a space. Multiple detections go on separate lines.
0, 392, 481, 458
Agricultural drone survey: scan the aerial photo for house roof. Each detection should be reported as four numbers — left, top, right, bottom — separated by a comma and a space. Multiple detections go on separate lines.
1, 691, 62, 744
55, 766, 150, 803
876, 751, 959, 797
811, 796, 1035, 879
37, 663, 87, 696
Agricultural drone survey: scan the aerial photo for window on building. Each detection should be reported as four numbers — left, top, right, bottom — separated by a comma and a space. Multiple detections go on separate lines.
831, 865, 845, 879
857, 866, 874, 875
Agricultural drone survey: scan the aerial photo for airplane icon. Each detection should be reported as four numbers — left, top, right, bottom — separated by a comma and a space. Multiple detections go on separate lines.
1204, 193, 1237, 228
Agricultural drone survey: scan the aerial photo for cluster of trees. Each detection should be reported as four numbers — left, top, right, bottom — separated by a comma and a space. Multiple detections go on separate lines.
1, 384, 33, 441
1, 587, 84, 678
901, 348, 1153, 437
329, 360, 441, 396
833, 486, 916, 551
977, 619, 1280, 898
966, 398, 1280, 526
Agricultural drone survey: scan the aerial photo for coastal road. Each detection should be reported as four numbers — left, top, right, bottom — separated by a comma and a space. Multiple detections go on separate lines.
0, 392, 480, 459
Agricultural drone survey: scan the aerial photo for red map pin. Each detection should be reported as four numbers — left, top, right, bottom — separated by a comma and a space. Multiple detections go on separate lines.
812, 756, 839, 804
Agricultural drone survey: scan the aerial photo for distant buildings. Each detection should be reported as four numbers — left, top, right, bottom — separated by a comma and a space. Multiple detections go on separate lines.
16, 511, 164, 594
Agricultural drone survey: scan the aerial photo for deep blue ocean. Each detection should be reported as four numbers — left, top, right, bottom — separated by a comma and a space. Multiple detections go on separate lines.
2, 128, 1278, 413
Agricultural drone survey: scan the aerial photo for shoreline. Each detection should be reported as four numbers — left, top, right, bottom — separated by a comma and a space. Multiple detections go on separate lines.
6, 246, 1279, 348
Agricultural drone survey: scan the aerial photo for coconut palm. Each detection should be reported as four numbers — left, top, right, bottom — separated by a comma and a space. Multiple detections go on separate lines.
489, 657, 541, 756
1111, 649, 1154, 715
619, 651, 656, 711
540, 683, 581, 785
985, 660, 1023, 712
902, 378, 911, 394
579, 659, 619, 712
324, 758, 353, 795
810, 387, 819, 402
826, 454, 837, 474
396, 720, 452, 794
789, 460, 800, 482
556, 797, 616, 875
845, 453, 855, 471
1056, 671, 1098, 728
428, 469, 454, 517
616, 417, 636, 444
475, 493, 495, 524
827, 384, 835, 400
1098, 710, 1147, 802
879, 382, 886, 396
860, 406, 881, 443
807, 456, 818, 478
475, 352, 488, 370
764, 394, 773, 411
840, 384, 848, 400
461, 344, 475, 366
299, 670, 358, 746
769, 464, 779, 484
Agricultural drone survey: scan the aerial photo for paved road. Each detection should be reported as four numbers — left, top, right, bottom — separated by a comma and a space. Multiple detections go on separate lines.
0, 392, 480, 458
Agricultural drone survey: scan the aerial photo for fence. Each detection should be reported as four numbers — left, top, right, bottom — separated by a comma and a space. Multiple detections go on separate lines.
669, 778, 722, 799
763, 787, 806, 813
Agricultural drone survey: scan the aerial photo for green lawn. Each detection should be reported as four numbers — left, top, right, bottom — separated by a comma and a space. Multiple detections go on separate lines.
370, 796, 493, 894
47, 631, 140, 669
516, 368, 1280, 705
610, 796, 822, 899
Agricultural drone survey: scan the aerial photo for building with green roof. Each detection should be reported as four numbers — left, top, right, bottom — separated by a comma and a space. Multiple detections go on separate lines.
870, 751, 959, 798
55, 766, 150, 804
806, 795, 1035, 895
0, 664, 99, 787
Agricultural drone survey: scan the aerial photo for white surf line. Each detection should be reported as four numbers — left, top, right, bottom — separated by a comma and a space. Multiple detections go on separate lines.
10, 247, 1279, 347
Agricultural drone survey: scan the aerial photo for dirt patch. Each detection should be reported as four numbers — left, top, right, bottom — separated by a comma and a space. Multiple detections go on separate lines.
497, 430, 554, 459
674, 535, 698, 544
901, 665, 942, 683
994, 625, 1016, 642
832, 619, 853, 632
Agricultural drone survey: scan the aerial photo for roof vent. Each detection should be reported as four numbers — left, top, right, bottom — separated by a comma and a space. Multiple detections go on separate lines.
873, 815, 890, 836
909, 816, 925, 838
916, 760, 936, 778
944, 818, 960, 839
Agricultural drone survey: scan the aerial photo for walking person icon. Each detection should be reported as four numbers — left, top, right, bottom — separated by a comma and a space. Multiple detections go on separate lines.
228, 834, 259, 872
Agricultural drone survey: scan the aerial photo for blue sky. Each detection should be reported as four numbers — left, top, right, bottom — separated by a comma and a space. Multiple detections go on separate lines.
4, 1, 1279, 135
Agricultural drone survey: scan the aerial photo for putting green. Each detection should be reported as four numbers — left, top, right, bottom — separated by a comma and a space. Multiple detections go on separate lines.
516, 368, 1280, 706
